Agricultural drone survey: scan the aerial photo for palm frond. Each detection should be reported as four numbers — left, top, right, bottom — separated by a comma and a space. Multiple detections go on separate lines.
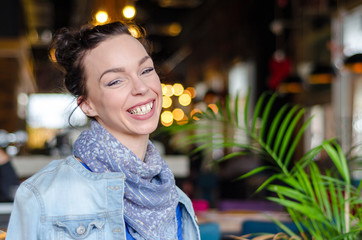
163, 90, 362, 239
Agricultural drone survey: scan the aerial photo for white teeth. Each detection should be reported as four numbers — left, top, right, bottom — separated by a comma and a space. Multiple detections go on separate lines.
129, 101, 153, 115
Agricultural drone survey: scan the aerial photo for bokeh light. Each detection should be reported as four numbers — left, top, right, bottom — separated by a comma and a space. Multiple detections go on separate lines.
162, 96, 172, 108
172, 108, 184, 121
161, 111, 173, 126
173, 83, 184, 96
163, 84, 174, 97
95, 11, 108, 24
167, 23, 182, 37
186, 87, 197, 98
49, 48, 56, 62
190, 109, 202, 120
128, 26, 141, 38
122, 5, 136, 19
183, 89, 192, 97
179, 93, 191, 106
177, 115, 189, 125
208, 103, 219, 114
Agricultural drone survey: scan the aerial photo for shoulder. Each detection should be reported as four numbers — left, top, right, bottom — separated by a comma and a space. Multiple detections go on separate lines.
15, 157, 79, 201
21, 156, 125, 191
22, 156, 80, 186
14, 156, 126, 215
175, 187, 201, 239
176, 186, 195, 215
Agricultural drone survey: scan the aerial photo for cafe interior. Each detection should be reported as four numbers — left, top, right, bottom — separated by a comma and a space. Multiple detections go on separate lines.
1, 0, 362, 239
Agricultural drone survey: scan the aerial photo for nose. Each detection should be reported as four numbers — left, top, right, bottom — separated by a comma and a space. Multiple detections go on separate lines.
131, 75, 149, 95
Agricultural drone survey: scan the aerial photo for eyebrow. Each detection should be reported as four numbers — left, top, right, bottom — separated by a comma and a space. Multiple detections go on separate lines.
98, 55, 151, 81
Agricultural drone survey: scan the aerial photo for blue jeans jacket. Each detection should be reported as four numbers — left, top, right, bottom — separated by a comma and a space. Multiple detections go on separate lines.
6, 156, 201, 240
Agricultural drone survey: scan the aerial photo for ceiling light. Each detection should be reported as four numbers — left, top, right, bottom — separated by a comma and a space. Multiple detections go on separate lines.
123, 5, 136, 19
95, 11, 108, 24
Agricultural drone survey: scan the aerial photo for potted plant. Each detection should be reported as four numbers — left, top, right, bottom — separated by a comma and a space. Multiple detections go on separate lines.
166, 91, 362, 240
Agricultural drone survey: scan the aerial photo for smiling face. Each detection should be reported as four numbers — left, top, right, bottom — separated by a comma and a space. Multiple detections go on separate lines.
80, 34, 162, 144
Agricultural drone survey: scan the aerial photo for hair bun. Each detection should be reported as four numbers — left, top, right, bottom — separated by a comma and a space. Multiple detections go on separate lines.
50, 28, 81, 73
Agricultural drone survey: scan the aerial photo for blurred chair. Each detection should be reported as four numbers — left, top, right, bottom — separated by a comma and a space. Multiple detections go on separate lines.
199, 222, 221, 240
192, 199, 209, 213
240, 220, 300, 236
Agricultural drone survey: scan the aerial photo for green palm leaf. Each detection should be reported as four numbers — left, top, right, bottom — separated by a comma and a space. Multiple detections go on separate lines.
251, 92, 267, 134
259, 93, 277, 140
164, 90, 362, 239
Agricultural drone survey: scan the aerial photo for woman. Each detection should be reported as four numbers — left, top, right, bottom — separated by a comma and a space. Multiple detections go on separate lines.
6, 21, 200, 240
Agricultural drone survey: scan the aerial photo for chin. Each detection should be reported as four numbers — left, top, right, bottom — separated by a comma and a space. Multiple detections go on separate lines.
137, 123, 159, 135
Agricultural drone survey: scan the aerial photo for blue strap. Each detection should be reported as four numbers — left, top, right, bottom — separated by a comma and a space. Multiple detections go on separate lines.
176, 203, 183, 240
125, 224, 133, 240
80, 161, 182, 239
79, 161, 92, 171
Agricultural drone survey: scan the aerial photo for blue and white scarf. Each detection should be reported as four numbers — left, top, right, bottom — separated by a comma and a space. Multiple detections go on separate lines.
73, 120, 178, 240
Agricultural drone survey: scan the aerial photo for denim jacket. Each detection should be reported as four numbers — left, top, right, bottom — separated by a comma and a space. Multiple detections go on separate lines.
6, 156, 201, 240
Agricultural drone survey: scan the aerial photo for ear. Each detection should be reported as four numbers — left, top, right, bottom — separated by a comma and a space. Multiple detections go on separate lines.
78, 96, 97, 117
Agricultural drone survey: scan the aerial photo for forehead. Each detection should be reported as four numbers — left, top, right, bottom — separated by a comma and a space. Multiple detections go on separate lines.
83, 34, 148, 71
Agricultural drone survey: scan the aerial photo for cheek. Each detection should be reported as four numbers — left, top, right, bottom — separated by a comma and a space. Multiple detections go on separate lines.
106, 93, 127, 108
94, 92, 126, 113
151, 77, 162, 95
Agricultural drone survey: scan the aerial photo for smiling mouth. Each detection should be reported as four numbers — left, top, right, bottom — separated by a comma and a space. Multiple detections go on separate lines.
128, 101, 154, 115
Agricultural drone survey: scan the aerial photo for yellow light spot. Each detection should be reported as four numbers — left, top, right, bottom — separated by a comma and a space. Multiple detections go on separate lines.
179, 93, 191, 106
27, 127, 57, 149
49, 48, 56, 62
128, 26, 141, 38
161, 111, 173, 126
172, 108, 184, 121
177, 115, 189, 125
95, 11, 108, 24
173, 83, 184, 96
208, 104, 218, 114
161, 119, 173, 127
123, 5, 136, 19
163, 84, 174, 97
167, 23, 182, 37
190, 109, 202, 120
183, 89, 191, 97
162, 96, 172, 108
186, 87, 196, 98
162, 85, 167, 95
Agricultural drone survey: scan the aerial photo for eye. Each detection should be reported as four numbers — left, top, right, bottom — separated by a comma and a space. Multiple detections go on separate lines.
141, 67, 154, 75
106, 79, 123, 87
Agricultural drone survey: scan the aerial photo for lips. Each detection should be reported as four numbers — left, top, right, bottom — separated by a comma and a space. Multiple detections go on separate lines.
128, 101, 154, 115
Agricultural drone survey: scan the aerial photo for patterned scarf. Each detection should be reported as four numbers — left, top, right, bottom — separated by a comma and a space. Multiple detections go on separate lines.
73, 120, 178, 240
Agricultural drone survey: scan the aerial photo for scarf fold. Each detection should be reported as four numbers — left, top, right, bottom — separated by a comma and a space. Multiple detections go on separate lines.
73, 121, 178, 240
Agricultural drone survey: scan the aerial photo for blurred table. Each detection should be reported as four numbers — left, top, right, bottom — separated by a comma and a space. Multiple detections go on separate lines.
197, 209, 290, 235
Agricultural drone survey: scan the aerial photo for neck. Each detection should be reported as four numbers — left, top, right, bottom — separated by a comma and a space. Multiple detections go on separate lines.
119, 135, 149, 161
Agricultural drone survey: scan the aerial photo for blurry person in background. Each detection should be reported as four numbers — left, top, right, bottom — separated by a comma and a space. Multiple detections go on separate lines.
5, 21, 200, 240
0, 148, 19, 202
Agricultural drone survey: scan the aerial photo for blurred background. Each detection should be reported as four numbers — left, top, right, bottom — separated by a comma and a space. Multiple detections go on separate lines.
1, 0, 362, 237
